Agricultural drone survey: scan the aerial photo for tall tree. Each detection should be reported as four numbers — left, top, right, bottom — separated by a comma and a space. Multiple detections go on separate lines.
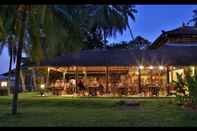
0, 6, 17, 96
187, 9, 197, 26
81, 5, 137, 47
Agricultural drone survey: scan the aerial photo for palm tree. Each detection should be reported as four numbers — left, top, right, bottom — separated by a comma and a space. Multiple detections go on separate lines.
0, 6, 17, 96
0, 5, 88, 114
84, 5, 137, 46
187, 9, 197, 26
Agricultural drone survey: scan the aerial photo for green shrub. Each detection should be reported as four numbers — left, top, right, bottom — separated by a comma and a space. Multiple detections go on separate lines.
173, 68, 197, 105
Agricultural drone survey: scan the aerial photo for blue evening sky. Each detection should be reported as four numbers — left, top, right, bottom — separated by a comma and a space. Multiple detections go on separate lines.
0, 5, 197, 74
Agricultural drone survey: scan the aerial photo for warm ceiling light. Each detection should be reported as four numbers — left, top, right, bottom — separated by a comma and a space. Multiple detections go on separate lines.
1, 81, 7, 87
149, 65, 154, 70
139, 65, 144, 70
159, 66, 164, 70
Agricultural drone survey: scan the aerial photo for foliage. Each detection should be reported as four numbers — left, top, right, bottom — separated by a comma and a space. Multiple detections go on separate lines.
81, 5, 137, 49
173, 68, 197, 105
184, 68, 197, 104
0, 5, 137, 62
187, 9, 197, 26
106, 36, 151, 49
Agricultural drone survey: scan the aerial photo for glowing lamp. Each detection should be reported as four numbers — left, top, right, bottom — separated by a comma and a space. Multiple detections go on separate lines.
1, 81, 7, 87
159, 66, 164, 70
149, 65, 154, 70
40, 84, 45, 89
139, 65, 144, 70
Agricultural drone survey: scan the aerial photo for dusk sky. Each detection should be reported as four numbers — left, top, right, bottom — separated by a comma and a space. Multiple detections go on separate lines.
0, 5, 197, 74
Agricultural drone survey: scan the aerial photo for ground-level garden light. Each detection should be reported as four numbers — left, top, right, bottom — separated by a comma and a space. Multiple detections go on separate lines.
40, 84, 45, 96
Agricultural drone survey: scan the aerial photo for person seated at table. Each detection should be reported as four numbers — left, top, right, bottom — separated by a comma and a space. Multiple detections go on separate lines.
55, 80, 61, 96
118, 82, 128, 96
58, 80, 64, 96
96, 81, 105, 96
60, 80, 64, 87
89, 78, 98, 96
92, 78, 99, 87
63, 80, 69, 94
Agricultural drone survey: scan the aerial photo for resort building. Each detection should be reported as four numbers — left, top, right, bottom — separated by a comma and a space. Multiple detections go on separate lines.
2, 25, 197, 97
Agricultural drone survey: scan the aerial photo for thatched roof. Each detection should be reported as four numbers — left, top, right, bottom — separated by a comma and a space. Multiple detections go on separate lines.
30, 26, 197, 67
150, 26, 197, 49
38, 44, 197, 67
0, 75, 7, 81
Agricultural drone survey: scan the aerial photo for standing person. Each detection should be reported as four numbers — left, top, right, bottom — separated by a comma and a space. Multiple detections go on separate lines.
78, 79, 85, 96
70, 78, 76, 95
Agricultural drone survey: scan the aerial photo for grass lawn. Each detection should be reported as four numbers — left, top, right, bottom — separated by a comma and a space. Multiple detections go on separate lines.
0, 92, 197, 127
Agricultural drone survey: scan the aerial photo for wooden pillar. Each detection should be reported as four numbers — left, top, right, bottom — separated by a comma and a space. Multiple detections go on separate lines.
63, 72, 66, 81
138, 68, 142, 93
150, 69, 153, 84
171, 67, 174, 82
47, 67, 50, 88
83, 67, 87, 79
195, 66, 197, 75
74, 66, 78, 94
106, 66, 109, 94
166, 66, 170, 84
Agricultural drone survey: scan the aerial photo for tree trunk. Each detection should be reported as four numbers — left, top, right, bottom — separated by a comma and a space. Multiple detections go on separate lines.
20, 70, 26, 92
103, 30, 107, 48
127, 24, 135, 41
40, 5, 47, 60
11, 7, 27, 115
32, 68, 37, 91
7, 51, 13, 96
